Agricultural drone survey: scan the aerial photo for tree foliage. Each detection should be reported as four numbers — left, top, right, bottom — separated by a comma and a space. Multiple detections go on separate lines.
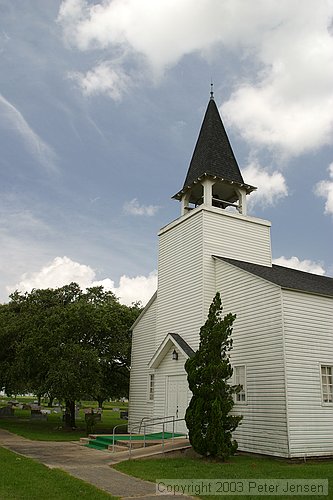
185, 292, 242, 460
0, 283, 141, 427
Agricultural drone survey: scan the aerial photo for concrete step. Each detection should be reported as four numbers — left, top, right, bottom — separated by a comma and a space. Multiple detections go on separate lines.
109, 439, 167, 450
81, 433, 190, 459
79, 437, 90, 445
109, 437, 191, 462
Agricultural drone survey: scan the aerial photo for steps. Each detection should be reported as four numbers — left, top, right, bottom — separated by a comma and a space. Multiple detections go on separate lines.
111, 437, 191, 462
86, 440, 109, 451
82, 432, 187, 453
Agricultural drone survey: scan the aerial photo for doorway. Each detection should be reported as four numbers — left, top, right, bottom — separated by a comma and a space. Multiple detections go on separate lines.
166, 374, 188, 434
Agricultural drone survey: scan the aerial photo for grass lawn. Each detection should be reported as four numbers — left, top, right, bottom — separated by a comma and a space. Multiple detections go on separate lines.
0, 400, 128, 441
0, 447, 116, 499
115, 454, 333, 500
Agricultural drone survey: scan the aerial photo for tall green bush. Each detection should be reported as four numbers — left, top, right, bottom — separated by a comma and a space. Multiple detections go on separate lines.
185, 292, 242, 460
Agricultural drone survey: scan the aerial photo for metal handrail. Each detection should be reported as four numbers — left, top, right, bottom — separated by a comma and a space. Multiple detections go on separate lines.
135, 415, 175, 433
128, 417, 187, 458
134, 415, 175, 452
112, 416, 147, 449
112, 415, 177, 452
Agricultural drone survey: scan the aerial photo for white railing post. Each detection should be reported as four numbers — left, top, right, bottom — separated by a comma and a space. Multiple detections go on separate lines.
172, 415, 175, 444
162, 422, 165, 453
129, 428, 132, 459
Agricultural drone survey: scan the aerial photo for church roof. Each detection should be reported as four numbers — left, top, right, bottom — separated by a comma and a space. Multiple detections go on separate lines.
169, 333, 195, 358
148, 332, 195, 368
186, 98, 244, 185
173, 97, 255, 200
216, 257, 333, 298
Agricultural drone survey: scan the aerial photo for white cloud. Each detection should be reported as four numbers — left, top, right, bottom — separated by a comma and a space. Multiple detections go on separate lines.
222, 83, 333, 159
243, 162, 288, 208
0, 93, 57, 171
69, 61, 131, 100
222, 78, 333, 158
57, 0, 225, 72
7, 256, 157, 306
9, 256, 95, 293
220, 2, 333, 157
273, 256, 325, 275
94, 271, 157, 306
58, 0, 333, 155
123, 198, 160, 216
57, 0, 86, 22
315, 163, 333, 215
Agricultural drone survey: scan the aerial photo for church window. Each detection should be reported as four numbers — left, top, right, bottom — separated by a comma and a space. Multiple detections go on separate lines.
148, 373, 155, 401
234, 365, 246, 403
321, 365, 333, 404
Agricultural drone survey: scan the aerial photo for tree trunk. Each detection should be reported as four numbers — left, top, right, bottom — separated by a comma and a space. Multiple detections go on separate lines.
64, 400, 71, 428
64, 400, 76, 428
48, 395, 54, 407
37, 394, 41, 406
97, 398, 104, 409
69, 400, 76, 428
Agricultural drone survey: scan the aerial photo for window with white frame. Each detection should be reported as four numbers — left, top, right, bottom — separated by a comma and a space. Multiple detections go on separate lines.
148, 373, 155, 401
321, 365, 333, 404
234, 365, 246, 403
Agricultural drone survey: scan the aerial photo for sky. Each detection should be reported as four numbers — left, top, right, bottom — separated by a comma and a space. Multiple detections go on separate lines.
0, 0, 333, 306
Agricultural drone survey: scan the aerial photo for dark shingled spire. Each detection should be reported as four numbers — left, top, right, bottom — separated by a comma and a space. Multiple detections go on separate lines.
183, 97, 244, 188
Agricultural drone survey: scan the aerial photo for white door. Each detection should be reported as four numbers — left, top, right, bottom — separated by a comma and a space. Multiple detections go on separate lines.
166, 375, 188, 434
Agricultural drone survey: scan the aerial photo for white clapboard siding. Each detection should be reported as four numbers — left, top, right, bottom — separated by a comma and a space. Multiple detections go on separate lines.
157, 206, 272, 351
283, 290, 333, 457
153, 345, 190, 433
157, 209, 205, 348
203, 208, 271, 317
203, 208, 272, 264
128, 295, 157, 426
215, 259, 289, 457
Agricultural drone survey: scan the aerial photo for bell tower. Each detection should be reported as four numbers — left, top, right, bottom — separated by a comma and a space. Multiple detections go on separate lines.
172, 90, 256, 216
156, 90, 272, 347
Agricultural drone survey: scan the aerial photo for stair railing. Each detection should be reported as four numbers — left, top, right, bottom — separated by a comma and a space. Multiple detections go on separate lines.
112, 416, 148, 452
130, 415, 175, 450
112, 415, 175, 452
128, 416, 187, 458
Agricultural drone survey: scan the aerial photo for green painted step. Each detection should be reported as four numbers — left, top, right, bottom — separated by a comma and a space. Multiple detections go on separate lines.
86, 441, 109, 450
85, 431, 185, 451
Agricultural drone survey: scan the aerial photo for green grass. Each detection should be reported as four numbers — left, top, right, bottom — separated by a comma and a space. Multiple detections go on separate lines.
0, 403, 128, 441
0, 447, 116, 499
115, 454, 333, 500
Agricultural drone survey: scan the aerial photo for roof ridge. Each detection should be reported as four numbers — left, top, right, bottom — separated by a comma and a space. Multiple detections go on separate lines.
216, 256, 333, 297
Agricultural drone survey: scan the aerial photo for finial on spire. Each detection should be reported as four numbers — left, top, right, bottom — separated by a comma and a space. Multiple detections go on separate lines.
210, 80, 214, 100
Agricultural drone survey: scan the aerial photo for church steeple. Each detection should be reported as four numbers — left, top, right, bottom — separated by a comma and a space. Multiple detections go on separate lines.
173, 93, 256, 216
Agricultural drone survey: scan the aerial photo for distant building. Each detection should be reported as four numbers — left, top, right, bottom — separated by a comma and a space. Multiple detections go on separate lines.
128, 92, 333, 458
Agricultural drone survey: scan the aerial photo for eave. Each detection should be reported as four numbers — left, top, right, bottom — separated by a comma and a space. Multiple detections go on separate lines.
148, 333, 195, 369
172, 173, 256, 201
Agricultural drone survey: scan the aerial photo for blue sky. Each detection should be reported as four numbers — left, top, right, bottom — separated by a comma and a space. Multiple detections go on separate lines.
1, 0, 333, 305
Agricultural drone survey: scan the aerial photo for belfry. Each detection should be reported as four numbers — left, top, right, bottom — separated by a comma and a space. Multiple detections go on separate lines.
173, 92, 256, 216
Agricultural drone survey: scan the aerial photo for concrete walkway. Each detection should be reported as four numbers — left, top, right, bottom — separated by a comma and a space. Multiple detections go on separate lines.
0, 429, 194, 499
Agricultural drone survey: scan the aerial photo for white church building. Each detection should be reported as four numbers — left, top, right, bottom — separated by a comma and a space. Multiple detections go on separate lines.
128, 93, 333, 458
